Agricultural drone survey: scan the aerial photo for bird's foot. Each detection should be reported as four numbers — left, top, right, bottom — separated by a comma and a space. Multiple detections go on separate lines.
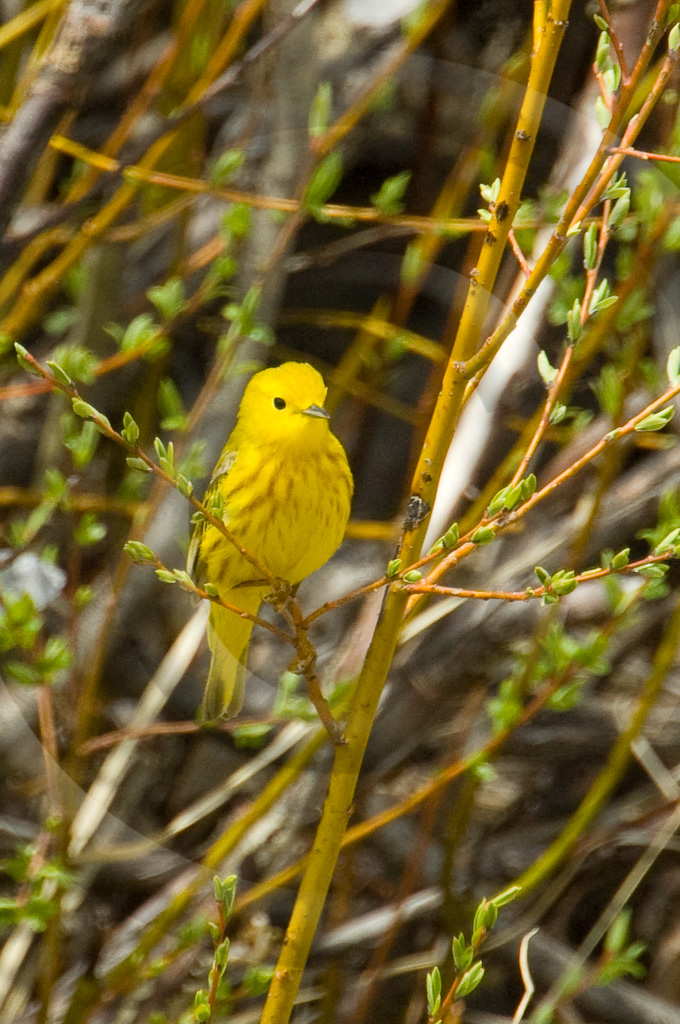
264, 577, 292, 611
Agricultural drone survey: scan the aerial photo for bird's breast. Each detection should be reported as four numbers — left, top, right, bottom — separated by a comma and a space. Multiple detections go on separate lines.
218, 443, 351, 584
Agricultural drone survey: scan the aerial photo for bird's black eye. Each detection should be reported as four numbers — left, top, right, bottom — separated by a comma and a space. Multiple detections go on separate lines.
273, 396, 286, 410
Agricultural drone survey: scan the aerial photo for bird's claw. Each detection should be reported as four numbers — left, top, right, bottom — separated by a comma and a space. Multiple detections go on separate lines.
264, 578, 292, 610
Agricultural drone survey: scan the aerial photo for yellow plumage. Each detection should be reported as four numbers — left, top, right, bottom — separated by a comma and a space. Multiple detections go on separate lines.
187, 362, 353, 723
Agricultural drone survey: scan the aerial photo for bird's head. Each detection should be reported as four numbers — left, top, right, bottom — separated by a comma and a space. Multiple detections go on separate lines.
237, 362, 332, 449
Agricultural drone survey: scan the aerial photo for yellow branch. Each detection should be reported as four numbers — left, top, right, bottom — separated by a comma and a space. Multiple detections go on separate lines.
259, 6, 572, 1023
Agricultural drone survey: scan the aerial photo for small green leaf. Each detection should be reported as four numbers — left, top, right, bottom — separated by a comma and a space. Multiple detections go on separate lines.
308, 81, 332, 138
176, 474, 193, 498
221, 202, 251, 239
123, 541, 155, 564
633, 563, 669, 578
5, 661, 41, 686
549, 680, 583, 711
481, 901, 498, 929
442, 523, 459, 548
155, 569, 177, 584
74, 512, 106, 547
46, 361, 72, 387
37, 636, 72, 677
15, 343, 39, 375
71, 398, 96, 419
455, 961, 485, 1000
655, 527, 680, 553
595, 31, 611, 72
549, 401, 567, 424
492, 885, 521, 908
487, 485, 512, 516
473, 899, 489, 934
154, 436, 166, 460
521, 474, 537, 499
583, 223, 598, 270
158, 377, 188, 432
147, 278, 185, 321
470, 757, 496, 781
667, 346, 680, 386
64, 419, 99, 469
210, 148, 245, 186
210, 255, 238, 282
610, 548, 630, 569
120, 313, 158, 353
371, 171, 411, 216
634, 406, 674, 431
608, 191, 630, 230
605, 908, 631, 955
400, 241, 423, 285
669, 21, 680, 51
51, 343, 97, 383
122, 411, 140, 445
479, 178, 500, 204
74, 585, 94, 608
403, 570, 422, 583
595, 94, 611, 129
537, 350, 558, 386
126, 456, 152, 473
242, 964, 274, 996
471, 526, 495, 544
234, 722, 271, 747
590, 278, 617, 314
550, 570, 577, 596
215, 874, 237, 918
386, 558, 401, 577
603, 171, 628, 201
426, 966, 441, 1016
602, 66, 619, 97
566, 298, 582, 341
452, 933, 473, 971
302, 152, 343, 218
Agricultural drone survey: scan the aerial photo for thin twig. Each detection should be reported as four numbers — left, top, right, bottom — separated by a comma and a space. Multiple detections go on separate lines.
596, 0, 631, 85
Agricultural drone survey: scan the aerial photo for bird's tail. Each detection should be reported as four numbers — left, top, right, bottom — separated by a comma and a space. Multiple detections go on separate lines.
199, 589, 263, 723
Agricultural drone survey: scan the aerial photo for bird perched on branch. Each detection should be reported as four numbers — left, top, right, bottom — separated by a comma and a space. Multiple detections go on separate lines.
188, 362, 353, 723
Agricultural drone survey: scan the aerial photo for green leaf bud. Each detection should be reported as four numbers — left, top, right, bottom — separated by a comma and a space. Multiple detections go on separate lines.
71, 398, 96, 419
46, 360, 72, 387
126, 456, 152, 473
471, 526, 496, 544
15, 343, 39, 375
610, 548, 630, 569
122, 411, 140, 445
123, 541, 155, 564
455, 962, 485, 1000
635, 406, 674, 431
155, 569, 177, 584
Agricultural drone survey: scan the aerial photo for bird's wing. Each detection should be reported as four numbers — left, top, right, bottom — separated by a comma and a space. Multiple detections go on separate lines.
187, 446, 237, 582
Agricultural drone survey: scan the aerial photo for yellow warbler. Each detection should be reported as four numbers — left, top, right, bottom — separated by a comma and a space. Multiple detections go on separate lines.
188, 362, 353, 723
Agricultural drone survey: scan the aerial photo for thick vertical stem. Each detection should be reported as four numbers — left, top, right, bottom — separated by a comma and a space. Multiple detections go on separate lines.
259, 6, 572, 1022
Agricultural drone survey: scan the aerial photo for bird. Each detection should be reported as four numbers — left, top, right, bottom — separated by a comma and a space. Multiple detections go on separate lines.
187, 361, 353, 723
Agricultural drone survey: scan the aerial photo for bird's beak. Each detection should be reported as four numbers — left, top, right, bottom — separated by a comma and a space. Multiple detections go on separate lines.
303, 403, 330, 419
